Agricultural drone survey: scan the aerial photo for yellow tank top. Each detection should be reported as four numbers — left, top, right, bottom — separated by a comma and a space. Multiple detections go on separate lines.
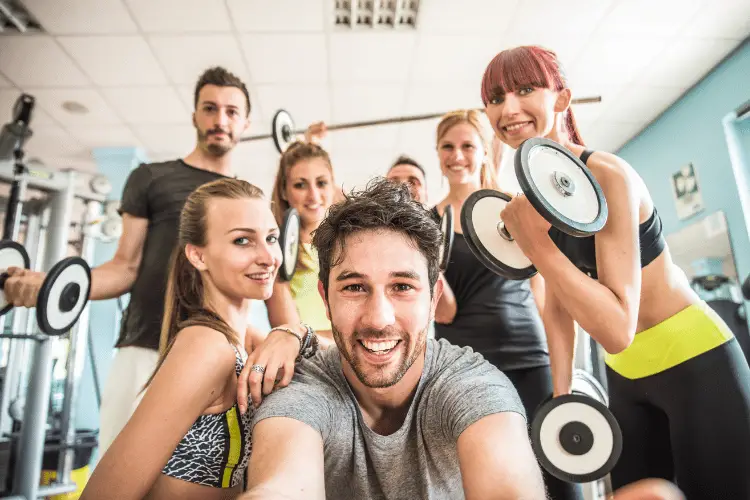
289, 243, 331, 332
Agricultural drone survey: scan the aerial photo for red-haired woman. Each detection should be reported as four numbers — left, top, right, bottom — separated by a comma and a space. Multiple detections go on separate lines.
480, 45, 750, 499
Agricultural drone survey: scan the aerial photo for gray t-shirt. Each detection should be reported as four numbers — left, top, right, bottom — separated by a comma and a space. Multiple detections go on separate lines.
252, 338, 526, 500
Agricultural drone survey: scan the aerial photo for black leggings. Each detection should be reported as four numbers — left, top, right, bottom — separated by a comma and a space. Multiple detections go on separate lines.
606, 338, 750, 500
504, 365, 584, 500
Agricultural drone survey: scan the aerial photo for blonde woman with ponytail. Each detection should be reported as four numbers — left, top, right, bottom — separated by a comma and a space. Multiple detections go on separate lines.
82, 178, 317, 500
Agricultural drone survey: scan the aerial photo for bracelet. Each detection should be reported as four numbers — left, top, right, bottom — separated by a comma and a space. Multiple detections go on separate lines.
270, 325, 304, 351
299, 323, 319, 360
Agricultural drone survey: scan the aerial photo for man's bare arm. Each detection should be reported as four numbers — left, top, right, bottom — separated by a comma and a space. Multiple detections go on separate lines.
240, 417, 326, 500
458, 412, 547, 500
90, 213, 148, 300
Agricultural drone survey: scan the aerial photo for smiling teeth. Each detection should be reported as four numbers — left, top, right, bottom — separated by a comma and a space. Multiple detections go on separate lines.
249, 272, 271, 280
505, 122, 529, 131
361, 340, 398, 352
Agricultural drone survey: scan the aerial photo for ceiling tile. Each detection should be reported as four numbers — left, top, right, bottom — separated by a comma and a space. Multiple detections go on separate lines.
226, 0, 325, 32
497, 34, 591, 72
567, 35, 669, 87
58, 36, 169, 86
22, 0, 139, 35
404, 83, 483, 116
597, 0, 704, 38
681, 0, 750, 40
506, 0, 614, 38
25, 88, 123, 127
410, 35, 502, 85
125, 0, 232, 32
0, 90, 56, 126
331, 84, 406, 123
150, 35, 249, 86
102, 87, 188, 124
133, 124, 197, 154
66, 125, 142, 149
241, 34, 327, 85
639, 38, 741, 89
23, 125, 85, 159
0, 73, 12, 88
329, 33, 417, 83
176, 85, 263, 127
0, 37, 90, 87
416, 0, 518, 34
254, 84, 331, 138
568, 84, 626, 124
600, 85, 687, 125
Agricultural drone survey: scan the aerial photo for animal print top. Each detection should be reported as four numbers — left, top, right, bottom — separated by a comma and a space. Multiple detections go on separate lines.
161, 346, 253, 488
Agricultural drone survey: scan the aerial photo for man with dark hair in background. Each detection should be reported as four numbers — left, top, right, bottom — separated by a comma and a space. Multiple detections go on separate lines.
3, 66, 299, 458
386, 154, 428, 205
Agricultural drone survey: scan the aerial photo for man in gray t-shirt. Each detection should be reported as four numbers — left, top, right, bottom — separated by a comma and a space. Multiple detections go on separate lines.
241, 179, 547, 500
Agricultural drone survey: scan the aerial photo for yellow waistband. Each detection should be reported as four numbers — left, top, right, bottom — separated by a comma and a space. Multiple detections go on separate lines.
604, 301, 734, 379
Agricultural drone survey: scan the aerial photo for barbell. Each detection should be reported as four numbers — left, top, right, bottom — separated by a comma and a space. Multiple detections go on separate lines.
241, 97, 602, 153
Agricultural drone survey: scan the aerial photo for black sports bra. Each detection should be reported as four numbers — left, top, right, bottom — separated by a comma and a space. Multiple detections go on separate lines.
547, 149, 666, 279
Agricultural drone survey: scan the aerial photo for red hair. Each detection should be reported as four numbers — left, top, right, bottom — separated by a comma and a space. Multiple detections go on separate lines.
480, 46, 585, 146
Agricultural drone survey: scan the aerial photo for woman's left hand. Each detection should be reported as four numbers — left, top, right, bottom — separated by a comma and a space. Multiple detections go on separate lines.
500, 194, 553, 259
237, 324, 305, 413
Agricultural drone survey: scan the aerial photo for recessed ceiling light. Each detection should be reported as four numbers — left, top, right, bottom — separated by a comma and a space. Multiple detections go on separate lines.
61, 101, 89, 114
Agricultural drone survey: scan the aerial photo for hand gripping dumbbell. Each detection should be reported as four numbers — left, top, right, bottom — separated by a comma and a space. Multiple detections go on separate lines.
0, 240, 92, 336
461, 138, 609, 280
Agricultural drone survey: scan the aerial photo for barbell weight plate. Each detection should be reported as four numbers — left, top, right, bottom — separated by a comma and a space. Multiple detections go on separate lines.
278, 208, 301, 282
439, 205, 454, 272
272, 109, 296, 154
531, 394, 622, 484
572, 368, 609, 407
515, 138, 608, 237
36, 257, 91, 336
0, 240, 31, 316
460, 189, 537, 280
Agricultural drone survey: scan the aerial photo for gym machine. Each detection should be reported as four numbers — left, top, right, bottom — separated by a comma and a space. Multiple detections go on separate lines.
0, 94, 105, 499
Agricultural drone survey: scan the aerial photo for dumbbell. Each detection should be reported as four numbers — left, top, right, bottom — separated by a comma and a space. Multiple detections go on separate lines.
277, 208, 301, 282
531, 369, 622, 484
742, 274, 749, 301
0, 240, 92, 336
461, 138, 609, 280
438, 205, 454, 272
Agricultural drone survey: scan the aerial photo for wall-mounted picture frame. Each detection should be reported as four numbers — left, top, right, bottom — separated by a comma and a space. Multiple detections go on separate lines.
671, 162, 705, 220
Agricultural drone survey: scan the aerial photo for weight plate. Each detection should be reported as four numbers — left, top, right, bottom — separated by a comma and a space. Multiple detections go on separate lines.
531, 394, 622, 484
0, 240, 30, 316
460, 189, 537, 280
439, 205, 454, 272
515, 138, 608, 237
272, 109, 296, 154
572, 368, 609, 407
36, 257, 91, 336
278, 208, 300, 282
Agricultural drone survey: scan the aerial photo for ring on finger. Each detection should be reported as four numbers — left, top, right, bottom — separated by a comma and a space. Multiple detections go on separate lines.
251, 364, 266, 374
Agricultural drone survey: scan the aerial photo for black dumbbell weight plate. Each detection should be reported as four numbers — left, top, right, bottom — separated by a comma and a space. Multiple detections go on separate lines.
515, 138, 608, 237
272, 109, 296, 154
0, 240, 30, 316
36, 257, 91, 336
460, 189, 537, 280
439, 205, 454, 272
278, 208, 301, 282
531, 394, 622, 484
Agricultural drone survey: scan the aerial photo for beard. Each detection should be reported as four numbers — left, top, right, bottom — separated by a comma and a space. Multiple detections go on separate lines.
197, 127, 236, 156
332, 323, 428, 389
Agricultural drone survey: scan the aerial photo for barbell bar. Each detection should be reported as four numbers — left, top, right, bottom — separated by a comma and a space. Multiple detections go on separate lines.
240, 96, 602, 153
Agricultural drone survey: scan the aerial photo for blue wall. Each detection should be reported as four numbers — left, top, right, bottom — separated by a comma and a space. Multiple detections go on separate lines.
616, 38, 750, 292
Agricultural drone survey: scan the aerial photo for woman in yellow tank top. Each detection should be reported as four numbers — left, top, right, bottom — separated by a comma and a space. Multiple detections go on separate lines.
265, 139, 337, 348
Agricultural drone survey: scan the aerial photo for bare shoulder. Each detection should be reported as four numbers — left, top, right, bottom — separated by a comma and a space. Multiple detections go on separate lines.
169, 325, 238, 372
585, 150, 635, 187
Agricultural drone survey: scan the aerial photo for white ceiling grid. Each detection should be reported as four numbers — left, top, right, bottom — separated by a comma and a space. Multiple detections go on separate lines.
0, 0, 746, 199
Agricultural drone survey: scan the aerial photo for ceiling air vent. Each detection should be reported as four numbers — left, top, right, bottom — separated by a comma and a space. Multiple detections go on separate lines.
334, 0, 420, 29
0, 0, 44, 35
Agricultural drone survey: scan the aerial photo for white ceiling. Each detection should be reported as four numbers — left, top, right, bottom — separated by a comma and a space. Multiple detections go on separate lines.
0, 0, 748, 200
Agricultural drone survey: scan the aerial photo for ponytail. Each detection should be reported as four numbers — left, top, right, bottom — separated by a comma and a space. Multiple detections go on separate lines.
565, 108, 585, 147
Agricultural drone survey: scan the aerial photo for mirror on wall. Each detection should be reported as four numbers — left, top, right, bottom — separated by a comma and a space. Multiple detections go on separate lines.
665, 210, 749, 361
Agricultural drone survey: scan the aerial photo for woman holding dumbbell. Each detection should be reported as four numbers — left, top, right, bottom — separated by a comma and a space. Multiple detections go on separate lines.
429, 109, 583, 500
81, 178, 318, 500
480, 45, 750, 498
265, 136, 338, 349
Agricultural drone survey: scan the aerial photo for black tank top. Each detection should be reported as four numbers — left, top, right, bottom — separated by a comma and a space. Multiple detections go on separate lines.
547, 149, 667, 279
431, 207, 549, 372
